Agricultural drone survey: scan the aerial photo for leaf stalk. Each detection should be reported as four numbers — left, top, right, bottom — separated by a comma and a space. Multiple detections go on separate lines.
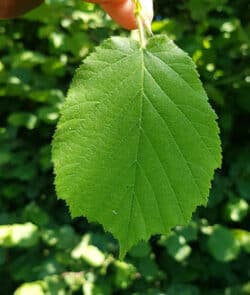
133, 0, 152, 48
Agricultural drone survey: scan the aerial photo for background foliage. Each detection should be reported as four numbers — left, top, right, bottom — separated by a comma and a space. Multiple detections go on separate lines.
0, 0, 249, 294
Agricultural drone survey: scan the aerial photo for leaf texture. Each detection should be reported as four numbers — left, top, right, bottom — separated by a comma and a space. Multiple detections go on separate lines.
52, 35, 221, 258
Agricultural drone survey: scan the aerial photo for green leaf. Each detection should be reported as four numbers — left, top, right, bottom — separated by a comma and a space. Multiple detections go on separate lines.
207, 225, 240, 262
0, 223, 39, 248
137, 257, 159, 282
223, 198, 249, 222
167, 284, 200, 295
71, 234, 105, 267
52, 35, 221, 258
129, 240, 151, 258
8, 112, 38, 130
114, 261, 136, 289
233, 229, 250, 254
161, 233, 192, 262
14, 281, 45, 295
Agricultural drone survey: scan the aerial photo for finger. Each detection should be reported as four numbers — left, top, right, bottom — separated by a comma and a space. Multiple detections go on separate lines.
101, 0, 137, 30
86, 0, 154, 30
0, 0, 43, 19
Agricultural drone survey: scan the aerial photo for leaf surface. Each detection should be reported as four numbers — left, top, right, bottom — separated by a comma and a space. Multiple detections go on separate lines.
52, 35, 221, 258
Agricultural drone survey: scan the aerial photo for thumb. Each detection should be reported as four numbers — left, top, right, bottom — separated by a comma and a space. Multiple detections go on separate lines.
87, 0, 154, 30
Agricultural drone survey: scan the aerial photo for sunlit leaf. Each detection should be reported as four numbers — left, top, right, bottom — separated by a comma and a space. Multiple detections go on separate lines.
52, 35, 221, 257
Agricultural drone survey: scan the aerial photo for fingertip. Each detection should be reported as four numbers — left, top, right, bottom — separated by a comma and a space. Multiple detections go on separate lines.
89, 0, 154, 30
100, 0, 137, 30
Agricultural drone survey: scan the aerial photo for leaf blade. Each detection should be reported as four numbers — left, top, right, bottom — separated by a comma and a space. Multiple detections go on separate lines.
52, 35, 221, 258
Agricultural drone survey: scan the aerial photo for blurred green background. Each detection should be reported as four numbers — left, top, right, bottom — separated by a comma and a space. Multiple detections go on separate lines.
0, 0, 250, 294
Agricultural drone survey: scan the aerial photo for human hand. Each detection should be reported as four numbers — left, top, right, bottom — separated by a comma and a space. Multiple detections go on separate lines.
0, 0, 153, 31
0, 0, 43, 19
87, 0, 154, 30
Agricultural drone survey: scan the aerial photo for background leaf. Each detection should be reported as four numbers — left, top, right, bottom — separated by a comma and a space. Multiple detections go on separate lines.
0, 0, 249, 293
